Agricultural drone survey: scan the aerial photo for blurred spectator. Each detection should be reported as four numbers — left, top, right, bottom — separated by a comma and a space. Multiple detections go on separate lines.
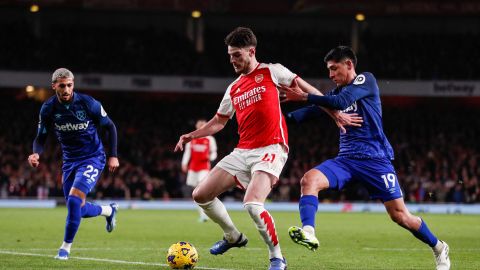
0, 91, 478, 203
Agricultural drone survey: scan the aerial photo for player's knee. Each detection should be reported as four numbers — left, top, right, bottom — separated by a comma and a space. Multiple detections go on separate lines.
192, 186, 210, 204
389, 211, 409, 227
301, 172, 327, 191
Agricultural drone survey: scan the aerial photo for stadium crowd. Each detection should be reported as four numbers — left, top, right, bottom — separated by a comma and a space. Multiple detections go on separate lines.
1, 20, 479, 80
1, 92, 478, 203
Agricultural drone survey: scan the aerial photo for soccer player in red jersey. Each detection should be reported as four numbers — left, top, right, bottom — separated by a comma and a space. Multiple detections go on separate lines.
175, 27, 359, 270
181, 119, 217, 222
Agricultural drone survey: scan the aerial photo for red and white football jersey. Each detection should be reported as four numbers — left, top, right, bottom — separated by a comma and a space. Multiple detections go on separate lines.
182, 136, 217, 172
217, 63, 297, 150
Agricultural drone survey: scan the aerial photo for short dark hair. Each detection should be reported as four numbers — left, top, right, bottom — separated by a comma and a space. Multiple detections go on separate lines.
224, 27, 257, 48
324, 46, 357, 67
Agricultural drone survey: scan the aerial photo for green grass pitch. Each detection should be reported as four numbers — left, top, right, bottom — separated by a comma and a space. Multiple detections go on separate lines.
0, 208, 479, 269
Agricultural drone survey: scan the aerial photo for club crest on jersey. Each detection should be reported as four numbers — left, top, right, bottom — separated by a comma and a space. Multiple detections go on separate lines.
353, 74, 366, 85
255, 74, 264, 83
75, 110, 87, 121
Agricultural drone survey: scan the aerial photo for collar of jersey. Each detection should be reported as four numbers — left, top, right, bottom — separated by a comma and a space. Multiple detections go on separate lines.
241, 62, 261, 77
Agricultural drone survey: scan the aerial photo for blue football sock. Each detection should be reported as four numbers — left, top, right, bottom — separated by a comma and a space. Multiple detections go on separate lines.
299, 195, 319, 228
64, 195, 82, 243
409, 219, 438, 247
81, 202, 102, 218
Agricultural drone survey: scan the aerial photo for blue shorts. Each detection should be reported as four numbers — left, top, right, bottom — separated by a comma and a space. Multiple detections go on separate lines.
315, 156, 403, 202
62, 155, 106, 199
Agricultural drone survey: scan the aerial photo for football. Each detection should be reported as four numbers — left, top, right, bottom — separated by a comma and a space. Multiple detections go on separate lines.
166, 241, 199, 269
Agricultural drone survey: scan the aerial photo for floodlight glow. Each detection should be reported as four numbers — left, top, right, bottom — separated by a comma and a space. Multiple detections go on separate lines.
191, 10, 202, 18
355, 13, 365, 21
26, 85, 35, 92
30, 4, 39, 13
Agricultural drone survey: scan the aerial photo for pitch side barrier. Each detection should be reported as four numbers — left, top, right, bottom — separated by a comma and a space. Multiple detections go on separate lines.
1, 70, 479, 96
0, 199, 56, 208
1, 199, 479, 214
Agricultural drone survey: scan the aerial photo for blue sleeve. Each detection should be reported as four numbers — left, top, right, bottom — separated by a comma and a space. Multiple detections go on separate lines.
86, 97, 118, 157
306, 73, 376, 110
32, 104, 50, 154
87, 98, 111, 126
102, 117, 118, 157
287, 105, 325, 123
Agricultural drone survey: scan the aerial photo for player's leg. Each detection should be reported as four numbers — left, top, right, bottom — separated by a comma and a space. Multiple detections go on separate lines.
187, 170, 209, 222
290, 158, 350, 251
384, 198, 450, 270
55, 164, 77, 260
74, 156, 118, 232
244, 170, 286, 269
192, 166, 246, 254
356, 158, 450, 270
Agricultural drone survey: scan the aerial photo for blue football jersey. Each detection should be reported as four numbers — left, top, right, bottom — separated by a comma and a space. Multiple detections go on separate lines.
325, 72, 394, 159
36, 93, 110, 162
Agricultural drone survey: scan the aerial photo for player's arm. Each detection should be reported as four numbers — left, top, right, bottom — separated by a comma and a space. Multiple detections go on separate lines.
175, 115, 228, 152
101, 118, 120, 172
28, 105, 50, 168
286, 75, 374, 110
286, 78, 363, 132
287, 105, 324, 124
90, 99, 119, 172
181, 142, 191, 173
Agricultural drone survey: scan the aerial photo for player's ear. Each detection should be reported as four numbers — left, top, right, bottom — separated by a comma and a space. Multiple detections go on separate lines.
249, 46, 255, 56
346, 59, 354, 70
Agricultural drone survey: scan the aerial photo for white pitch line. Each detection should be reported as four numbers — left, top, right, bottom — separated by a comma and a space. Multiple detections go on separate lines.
19, 247, 264, 251
363, 247, 480, 251
0, 250, 235, 270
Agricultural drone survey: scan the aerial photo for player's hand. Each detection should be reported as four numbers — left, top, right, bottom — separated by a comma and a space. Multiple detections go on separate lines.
279, 80, 308, 102
175, 134, 194, 152
28, 153, 40, 168
108, 157, 120, 173
181, 165, 188, 173
333, 111, 363, 134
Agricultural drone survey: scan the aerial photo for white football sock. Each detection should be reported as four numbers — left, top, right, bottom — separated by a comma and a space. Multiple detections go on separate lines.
197, 198, 240, 242
198, 206, 209, 220
433, 240, 444, 255
60, 242, 72, 253
244, 202, 282, 259
303, 225, 315, 235
100, 205, 112, 217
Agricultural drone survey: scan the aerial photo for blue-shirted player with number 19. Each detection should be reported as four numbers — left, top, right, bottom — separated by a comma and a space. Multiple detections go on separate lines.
27, 68, 120, 260
282, 46, 450, 270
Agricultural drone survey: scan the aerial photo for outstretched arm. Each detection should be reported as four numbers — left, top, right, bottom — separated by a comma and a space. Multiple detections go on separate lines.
101, 118, 119, 173
175, 114, 228, 152
283, 78, 363, 132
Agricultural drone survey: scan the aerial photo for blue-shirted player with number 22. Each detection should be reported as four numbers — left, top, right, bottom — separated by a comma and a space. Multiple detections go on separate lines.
282, 46, 450, 270
27, 68, 120, 260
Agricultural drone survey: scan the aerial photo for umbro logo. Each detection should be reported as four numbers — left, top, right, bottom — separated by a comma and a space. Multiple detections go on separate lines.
55, 114, 62, 119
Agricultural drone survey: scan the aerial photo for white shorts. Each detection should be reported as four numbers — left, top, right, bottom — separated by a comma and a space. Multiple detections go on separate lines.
216, 144, 288, 190
186, 170, 209, 187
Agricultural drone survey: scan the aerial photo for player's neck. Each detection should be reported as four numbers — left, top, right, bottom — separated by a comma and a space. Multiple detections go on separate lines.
243, 59, 259, 75
347, 72, 357, 84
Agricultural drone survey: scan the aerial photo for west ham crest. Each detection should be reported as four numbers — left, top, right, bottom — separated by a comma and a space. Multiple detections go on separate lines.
75, 110, 87, 121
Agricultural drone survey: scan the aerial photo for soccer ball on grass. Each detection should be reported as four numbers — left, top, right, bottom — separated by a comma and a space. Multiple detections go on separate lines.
166, 241, 198, 269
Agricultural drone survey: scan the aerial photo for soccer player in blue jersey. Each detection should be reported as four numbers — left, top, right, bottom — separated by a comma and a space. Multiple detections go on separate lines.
282, 46, 450, 270
27, 68, 120, 260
